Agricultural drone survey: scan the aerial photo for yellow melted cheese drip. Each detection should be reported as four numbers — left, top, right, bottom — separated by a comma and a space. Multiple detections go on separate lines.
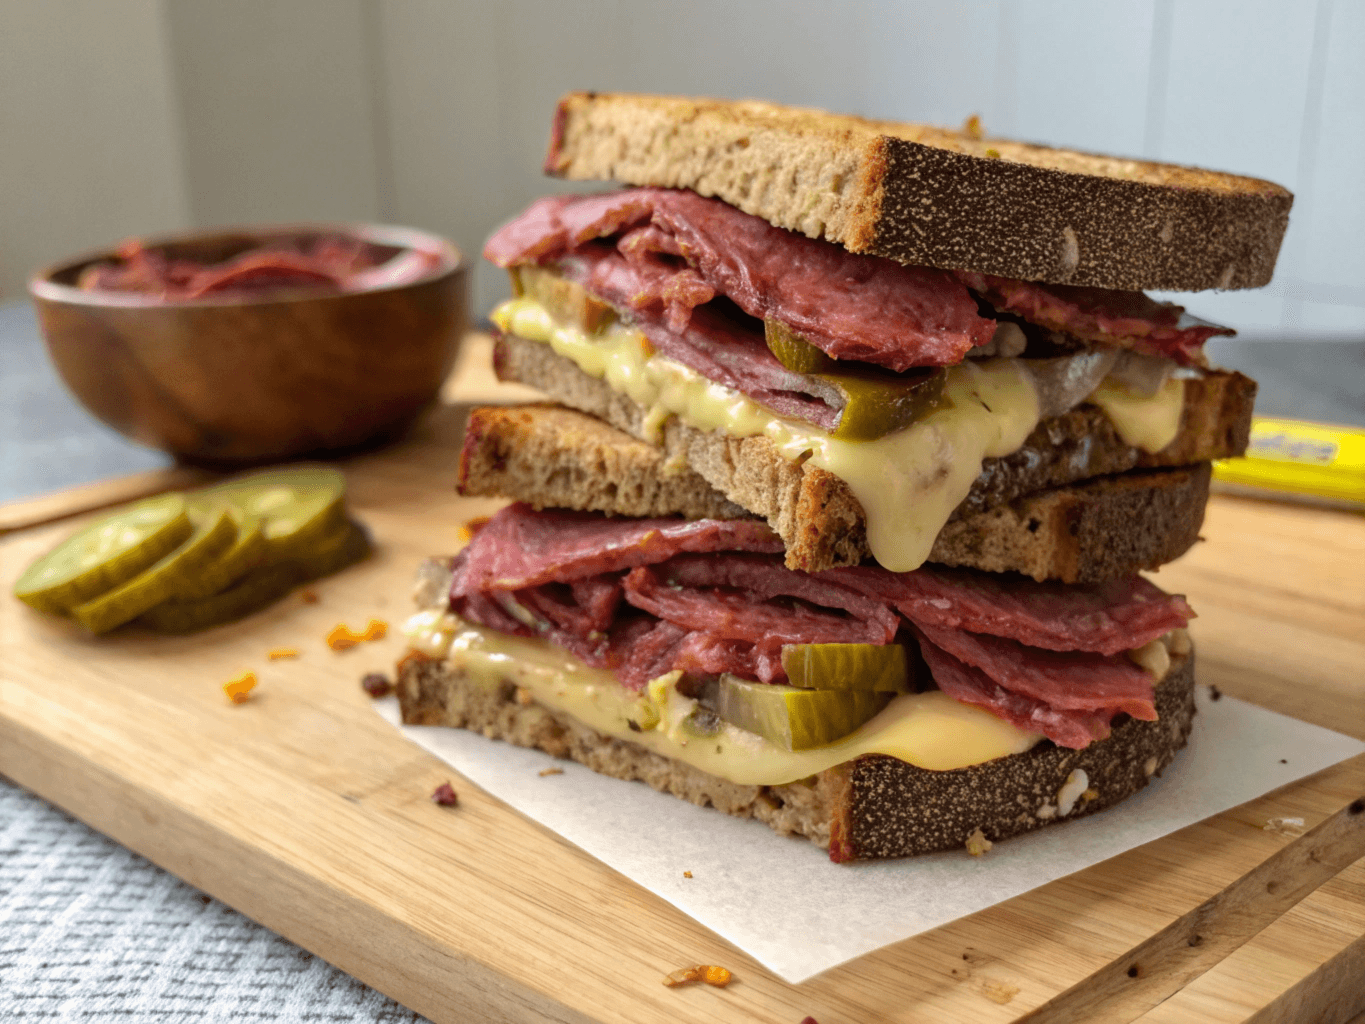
406, 613, 1043, 782
1088, 375, 1186, 453
495, 297, 1041, 572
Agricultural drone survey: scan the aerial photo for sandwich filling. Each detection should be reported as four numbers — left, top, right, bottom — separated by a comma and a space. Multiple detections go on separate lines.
485, 188, 1224, 572
408, 504, 1195, 784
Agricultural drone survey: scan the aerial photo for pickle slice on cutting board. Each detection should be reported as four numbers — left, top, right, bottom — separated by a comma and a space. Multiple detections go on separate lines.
174, 510, 267, 600
71, 508, 237, 634
189, 466, 347, 561
14, 494, 191, 615
714, 675, 892, 750
290, 519, 371, 580
140, 562, 302, 634
781, 643, 912, 692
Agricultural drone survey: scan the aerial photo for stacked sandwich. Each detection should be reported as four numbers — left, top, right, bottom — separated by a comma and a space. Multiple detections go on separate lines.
396, 94, 1289, 860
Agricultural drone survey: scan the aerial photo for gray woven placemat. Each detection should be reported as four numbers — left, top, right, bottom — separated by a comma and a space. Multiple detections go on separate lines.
0, 777, 426, 1022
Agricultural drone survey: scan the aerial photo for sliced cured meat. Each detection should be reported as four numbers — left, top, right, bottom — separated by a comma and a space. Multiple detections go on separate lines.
915, 623, 1157, 721
486, 188, 995, 370
918, 635, 1115, 749
653, 554, 900, 643
673, 633, 787, 685
824, 565, 1192, 655
452, 503, 783, 596
623, 565, 886, 646
559, 244, 841, 430
955, 272, 1233, 366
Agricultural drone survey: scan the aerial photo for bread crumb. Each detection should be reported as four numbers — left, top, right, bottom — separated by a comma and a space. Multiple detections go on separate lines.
268, 647, 299, 661
299, 588, 319, 604
663, 965, 731, 988
223, 671, 257, 705
538, 767, 563, 777
1036, 803, 1057, 820
962, 114, 984, 140
1143, 756, 1159, 777
430, 782, 458, 806
515, 687, 535, 706
965, 827, 993, 857
683, 870, 693, 879
1263, 816, 1305, 837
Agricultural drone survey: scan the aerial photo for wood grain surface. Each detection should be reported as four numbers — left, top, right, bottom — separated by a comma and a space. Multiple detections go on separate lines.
2, 336, 1363, 1024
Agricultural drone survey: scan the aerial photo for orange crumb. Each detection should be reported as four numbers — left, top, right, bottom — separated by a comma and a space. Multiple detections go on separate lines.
663, 965, 732, 988
268, 647, 299, 660
327, 624, 363, 650
962, 113, 984, 140
457, 516, 491, 545
360, 618, 387, 642
299, 588, 320, 604
223, 671, 257, 704
538, 767, 564, 777
683, 871, 693, 879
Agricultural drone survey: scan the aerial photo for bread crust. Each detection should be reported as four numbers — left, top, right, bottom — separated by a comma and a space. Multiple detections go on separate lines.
545, 92, 1290, 291
396, 645, 1196, 860
489, 333, 1245, 578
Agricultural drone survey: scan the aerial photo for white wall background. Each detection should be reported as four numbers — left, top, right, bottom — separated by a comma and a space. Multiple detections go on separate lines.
2, 0, 1361, 337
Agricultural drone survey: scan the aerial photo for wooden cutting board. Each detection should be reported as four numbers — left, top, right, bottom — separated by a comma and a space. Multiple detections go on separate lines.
2, 336, 1363, 1024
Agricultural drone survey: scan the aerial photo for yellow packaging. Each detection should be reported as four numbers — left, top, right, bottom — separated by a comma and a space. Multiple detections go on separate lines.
1213, 418, 1365, 506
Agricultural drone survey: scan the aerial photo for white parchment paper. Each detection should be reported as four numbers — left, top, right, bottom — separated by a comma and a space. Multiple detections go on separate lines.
374, 688, 1364, 983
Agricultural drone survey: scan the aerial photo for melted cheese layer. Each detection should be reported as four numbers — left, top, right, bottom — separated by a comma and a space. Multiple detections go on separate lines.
406, 612, 1043, 783
1089, 374, 1186, 452
497, 298, 1039, 572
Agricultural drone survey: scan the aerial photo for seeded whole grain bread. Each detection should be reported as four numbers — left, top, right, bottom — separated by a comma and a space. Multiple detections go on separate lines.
486, 333, 1248, 578
396, 642, 1195, 859
545, 92, 1292, 292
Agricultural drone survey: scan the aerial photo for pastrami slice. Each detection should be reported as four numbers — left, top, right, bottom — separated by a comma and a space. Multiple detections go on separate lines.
452, 503, 783, 595
915, 623, 1157, 721
916, 634, 1117, 749
955, 271, 1233, 365
824, 564, 1193, 655
486, 187, 993, 370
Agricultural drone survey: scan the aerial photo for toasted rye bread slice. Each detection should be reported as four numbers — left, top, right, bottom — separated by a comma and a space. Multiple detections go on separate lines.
396, 642, 1195, 860
545, 92, 1291, 291
490, 333, 1247, 576
460, 403, 746, 521
459, 401, 1212, 583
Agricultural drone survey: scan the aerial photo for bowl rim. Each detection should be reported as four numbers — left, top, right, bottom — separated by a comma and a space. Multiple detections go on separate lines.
28, 221, 465, 309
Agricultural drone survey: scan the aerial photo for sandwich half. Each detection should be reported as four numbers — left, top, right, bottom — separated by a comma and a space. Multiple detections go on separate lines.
394, 93, 1283, 860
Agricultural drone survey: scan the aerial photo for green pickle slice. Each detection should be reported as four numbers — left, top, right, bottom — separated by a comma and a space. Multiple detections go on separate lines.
289, 520, 371, 580
174, 510, 267, 600
140, 562, 302, 635
780, 643, 912, 692
765, 319, 837, 374
14, 494, 191, 614
189, 467, 347, 561
714, 675, 892, 751
71, 508, 237, 634
817, 368, 947, 441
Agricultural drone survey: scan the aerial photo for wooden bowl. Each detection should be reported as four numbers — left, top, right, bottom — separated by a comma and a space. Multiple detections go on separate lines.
29, 224, 467, 465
